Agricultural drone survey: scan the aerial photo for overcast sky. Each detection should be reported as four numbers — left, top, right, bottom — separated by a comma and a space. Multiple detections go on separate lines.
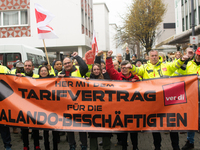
93, 0, 132, 26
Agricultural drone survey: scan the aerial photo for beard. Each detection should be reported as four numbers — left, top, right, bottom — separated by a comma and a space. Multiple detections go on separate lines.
25, 70, 32, 75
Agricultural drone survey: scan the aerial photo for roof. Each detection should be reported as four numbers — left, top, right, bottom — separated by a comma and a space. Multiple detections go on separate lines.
93, 3, 109, 12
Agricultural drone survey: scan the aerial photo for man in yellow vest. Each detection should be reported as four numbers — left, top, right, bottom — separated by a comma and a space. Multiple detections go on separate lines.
16, 60, 39, 78
0, 64, 12, 150
172, 48, 194, 76
59, 52, 88, 78
59, 52, 88, 150
127, 49, 189, 150
16, 60, 40, 150
181, 47, 200, 150
0, 64, 10, 74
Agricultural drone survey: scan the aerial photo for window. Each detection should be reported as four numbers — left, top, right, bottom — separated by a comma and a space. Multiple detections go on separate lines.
88, 17, 90, 32
0, 54, 3, 64
27, 53, 40, 68
186, 15, 188, 30
81, 9, 84, 25
0, 10, 28, 27
181, 0, 184, 6
194, 9, 197, 26
199, 6, 200, 24
6, 53, 21, 69
163, 23, 176, 29
189, 13, 192, 28
85, 14, 87, 29
91, 20, 93, 32
21, 10, 27, 25
36, 55, 43, 65
182, 18, 185, 31
3, 11, 18, 25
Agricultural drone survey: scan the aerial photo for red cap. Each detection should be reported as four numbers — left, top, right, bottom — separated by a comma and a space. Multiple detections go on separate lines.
196, 47, 200, 55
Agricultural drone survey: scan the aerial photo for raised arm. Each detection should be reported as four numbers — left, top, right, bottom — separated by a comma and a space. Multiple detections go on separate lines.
94, 51, 103, 64
73, 52, 88, 76
106, 50, 120, 80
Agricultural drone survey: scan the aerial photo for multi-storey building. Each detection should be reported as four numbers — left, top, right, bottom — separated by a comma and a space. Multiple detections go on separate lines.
93, 3, 110, 52
154, 0, 177, 54
156, 0, 200, 50
170, 0, 200, 47
109, 23, 121, 57
0, 0, 94, 58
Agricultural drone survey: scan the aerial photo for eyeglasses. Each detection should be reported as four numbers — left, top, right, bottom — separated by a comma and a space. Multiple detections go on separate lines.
121, 67, 128, 70
63, 62, 71, 65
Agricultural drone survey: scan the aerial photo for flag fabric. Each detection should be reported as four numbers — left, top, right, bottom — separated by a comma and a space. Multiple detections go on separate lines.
35, 3, 58, 39
37, 25, 58, 39
92, 31, 98, 55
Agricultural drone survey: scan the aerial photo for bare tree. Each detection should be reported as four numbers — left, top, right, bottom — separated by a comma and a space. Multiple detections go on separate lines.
116, 0, 167, 54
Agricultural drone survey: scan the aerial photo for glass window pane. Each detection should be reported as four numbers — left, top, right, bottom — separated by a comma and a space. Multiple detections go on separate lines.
6, 53, 21, 69
21, 10, 27, 24
0, 54, 3, 64
3, 11, 18, 25
36, 55, 43, 65
27, 53, 39, 68
81, 9, 84, 25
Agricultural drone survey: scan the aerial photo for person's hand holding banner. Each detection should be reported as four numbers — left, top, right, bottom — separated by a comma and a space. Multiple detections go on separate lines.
16, 73, 24, 77
58, 74, 65, 77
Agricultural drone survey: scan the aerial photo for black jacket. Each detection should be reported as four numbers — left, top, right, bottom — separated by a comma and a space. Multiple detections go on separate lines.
60, 55, 88, 77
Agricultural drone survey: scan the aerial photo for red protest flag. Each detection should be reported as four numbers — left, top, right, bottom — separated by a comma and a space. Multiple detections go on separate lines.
35, 3, 58, 39
92, 31, 98, 55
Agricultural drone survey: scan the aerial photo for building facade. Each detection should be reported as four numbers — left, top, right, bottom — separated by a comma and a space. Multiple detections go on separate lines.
154, 0, 177, 54
176, 0, 200, 34
171, 0, 200, 47
156, 0, 200, 50
93, 3, 110, 54
0, 0, 94, 58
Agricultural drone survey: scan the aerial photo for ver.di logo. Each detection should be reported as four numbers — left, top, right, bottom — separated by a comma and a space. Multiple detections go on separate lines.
0, 80, 14, 101
162, 81, 187, 106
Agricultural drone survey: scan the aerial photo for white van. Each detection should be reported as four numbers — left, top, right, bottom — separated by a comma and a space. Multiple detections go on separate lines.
0, 44, 46, 73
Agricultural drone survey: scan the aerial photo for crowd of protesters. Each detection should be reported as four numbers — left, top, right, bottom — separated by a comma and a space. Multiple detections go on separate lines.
0, 47, 199, 150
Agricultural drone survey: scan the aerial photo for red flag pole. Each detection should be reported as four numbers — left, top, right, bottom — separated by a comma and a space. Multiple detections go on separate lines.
42, 39, 50, 65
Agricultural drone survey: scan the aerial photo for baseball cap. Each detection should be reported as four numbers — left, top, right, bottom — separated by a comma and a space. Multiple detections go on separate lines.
132, 54, 137, 58
16, 62, 24, 68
